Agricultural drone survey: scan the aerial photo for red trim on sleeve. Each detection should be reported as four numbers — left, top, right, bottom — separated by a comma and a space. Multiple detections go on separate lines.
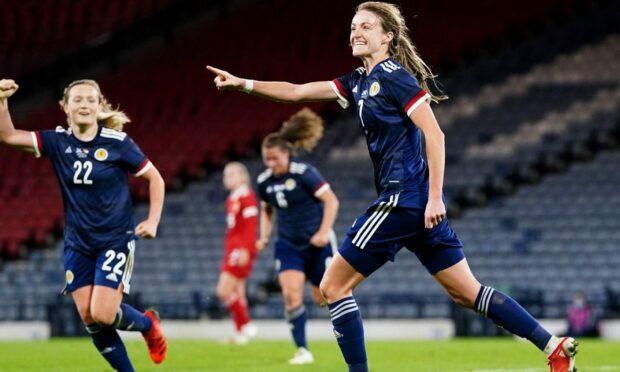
313, 181, 327, 193
35, 131, 43, 154
332, 79, 348, 97
135, 158, 150, 173
404, 90, 428, 113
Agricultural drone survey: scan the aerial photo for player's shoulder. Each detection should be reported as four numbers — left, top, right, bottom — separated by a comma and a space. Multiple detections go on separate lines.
257, 169, 273, 184
289, 160, 311, 175
231, 184, 253, 200
353, 66, 366, 77
43, 125, 70, 135
39, 126, 71, 145
377, 59, 415, 79
100, 127, 128, 143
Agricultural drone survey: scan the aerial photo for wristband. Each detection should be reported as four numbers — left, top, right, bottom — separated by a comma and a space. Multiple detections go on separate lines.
243, 79, 254, 93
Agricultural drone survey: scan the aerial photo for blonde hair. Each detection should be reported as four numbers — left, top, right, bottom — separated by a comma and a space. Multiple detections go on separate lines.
60, 79, 131, 131
262, 108, 324, 153
357, 1, 447, 102
224, 161, 251, 186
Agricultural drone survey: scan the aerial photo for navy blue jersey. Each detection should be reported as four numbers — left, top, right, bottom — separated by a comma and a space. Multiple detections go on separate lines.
257, 160, 330, 250
34, 125, 151, 254
331, 58, 431, 196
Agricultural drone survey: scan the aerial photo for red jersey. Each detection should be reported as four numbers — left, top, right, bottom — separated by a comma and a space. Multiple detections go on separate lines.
225, 184, 258, 251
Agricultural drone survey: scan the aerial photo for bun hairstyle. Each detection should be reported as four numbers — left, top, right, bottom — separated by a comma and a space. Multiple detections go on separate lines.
262, 107, 324, 153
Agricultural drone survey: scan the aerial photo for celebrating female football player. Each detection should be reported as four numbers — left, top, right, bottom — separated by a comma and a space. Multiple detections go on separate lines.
205, 2, 578, 371
0, 78, 167, 371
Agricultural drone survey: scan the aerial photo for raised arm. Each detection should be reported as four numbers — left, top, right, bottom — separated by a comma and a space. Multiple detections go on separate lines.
0, 79, 38, 153
206, 66, 338, 103
410, 102, 446, 229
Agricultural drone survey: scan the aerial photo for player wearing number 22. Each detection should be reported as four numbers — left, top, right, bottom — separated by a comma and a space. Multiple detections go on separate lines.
0, 78, 167, 372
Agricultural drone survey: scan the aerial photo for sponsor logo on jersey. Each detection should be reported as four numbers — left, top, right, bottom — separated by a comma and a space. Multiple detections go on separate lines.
65, 270, 74, 284
76, 148, 89, 159
352, 85, 358, 93
266, 180, 296, 194
369, 82, 381, 96
362, 90, 368, 99
94, 148, 108, 161
285, 178, 296, 191
65, 146, 72, 154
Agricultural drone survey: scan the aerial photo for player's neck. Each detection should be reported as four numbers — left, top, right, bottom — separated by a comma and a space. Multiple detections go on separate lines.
362, 52, 390, 74
71, 123, 98, 142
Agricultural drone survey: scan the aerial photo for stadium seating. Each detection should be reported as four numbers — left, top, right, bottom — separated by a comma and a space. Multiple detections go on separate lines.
1, 0, 620, 325
0, 0, 173, 78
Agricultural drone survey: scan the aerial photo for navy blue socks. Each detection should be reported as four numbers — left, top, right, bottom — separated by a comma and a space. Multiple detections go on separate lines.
475, 286, 552, 350
328, 296, 368, 372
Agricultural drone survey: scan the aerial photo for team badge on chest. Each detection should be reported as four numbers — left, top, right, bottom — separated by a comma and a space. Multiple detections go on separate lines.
285, 178, 296, 191
369, 81, 381, 96
94, 148, 108, 161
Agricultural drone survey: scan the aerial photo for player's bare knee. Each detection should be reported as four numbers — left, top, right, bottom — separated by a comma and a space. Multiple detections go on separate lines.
319, 279, 348, 303
319, 280, 331, 301
311, 291, 324, 305
448, 291, 475, 308
74, 304, 93, 323
282, 291, 302, 309
216, 287, 231, 301
90, 308, 116, 326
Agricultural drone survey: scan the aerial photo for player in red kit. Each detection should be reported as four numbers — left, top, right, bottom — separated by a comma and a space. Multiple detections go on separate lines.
217, 161, 259, 344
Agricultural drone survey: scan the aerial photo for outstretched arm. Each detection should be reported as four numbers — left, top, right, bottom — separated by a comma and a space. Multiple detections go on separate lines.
410, 102, 446, 229
206, 66, 338, 103
0, 79, 37, 153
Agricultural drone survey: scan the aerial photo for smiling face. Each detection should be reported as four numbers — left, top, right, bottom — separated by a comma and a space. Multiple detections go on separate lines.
262, 146, 290, 177
350, 9, 392, 59
63, 83, 101, 127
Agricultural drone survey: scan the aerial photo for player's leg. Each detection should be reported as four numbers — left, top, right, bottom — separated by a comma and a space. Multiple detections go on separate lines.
71, 285, 133, 372
65, 248, 134, 372
93, 241, 167, 364
321, 194, 400, 372
307, 234, 336, 306
278, 269, 311, 352
218, 247, 253, 339
217, 271, 252, 343
320, 252, 369, 372
235, 278, 257, 338
432, 256, 577, 371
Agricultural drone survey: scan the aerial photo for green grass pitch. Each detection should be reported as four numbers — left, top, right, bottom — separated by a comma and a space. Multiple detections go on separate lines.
0, 338, 618, 371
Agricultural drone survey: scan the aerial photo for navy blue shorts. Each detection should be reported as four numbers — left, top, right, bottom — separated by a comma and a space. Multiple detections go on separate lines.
63, 240, 136, 294
339, 191, 464, 277
274, 232, 336, 286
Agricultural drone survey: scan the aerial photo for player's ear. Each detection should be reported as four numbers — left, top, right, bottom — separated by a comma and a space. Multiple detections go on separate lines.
59, 100, 69, 115
383, 31, 394, 45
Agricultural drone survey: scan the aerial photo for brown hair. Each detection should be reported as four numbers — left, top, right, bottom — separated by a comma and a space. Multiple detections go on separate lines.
357, 1, 447, 102
262, 107, 324, 153
60, 79, 131, 131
